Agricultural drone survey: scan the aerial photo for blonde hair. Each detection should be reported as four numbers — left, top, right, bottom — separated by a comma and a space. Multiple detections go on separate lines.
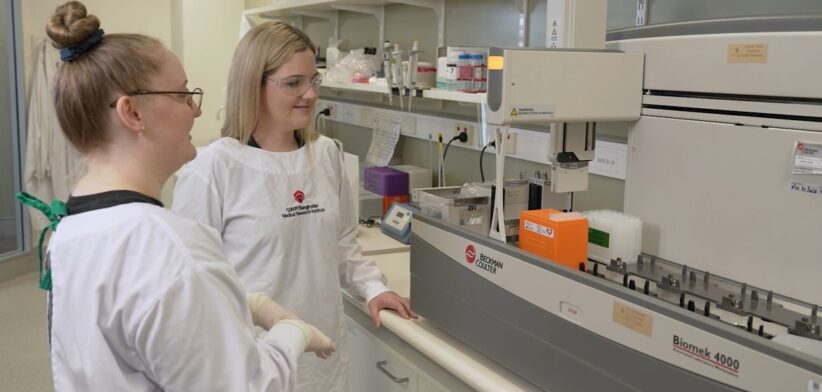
222, 22, 319, 145
47, 1, 165, 154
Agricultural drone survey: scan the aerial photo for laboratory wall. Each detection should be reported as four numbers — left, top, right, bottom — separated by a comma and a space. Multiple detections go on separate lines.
175, 0, 244, 147
20, 0, 173, 91
19, 0, 243, 150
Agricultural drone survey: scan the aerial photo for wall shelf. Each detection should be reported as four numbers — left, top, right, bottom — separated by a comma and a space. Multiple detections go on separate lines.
320, 77, 485, 105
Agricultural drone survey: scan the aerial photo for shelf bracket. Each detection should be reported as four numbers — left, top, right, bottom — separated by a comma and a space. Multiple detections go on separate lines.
389, 0, 445, 48
291, 10, 340, 39
331, 4, 385, 59
636, 0, 649, 26
513, 0, 538, 47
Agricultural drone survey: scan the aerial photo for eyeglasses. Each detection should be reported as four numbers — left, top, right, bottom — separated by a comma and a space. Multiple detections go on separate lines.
109, 87, 204, 110
265, 74, 323, 96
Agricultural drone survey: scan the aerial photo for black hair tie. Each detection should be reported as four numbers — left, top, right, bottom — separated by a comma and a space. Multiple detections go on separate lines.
60, 28, 105, 62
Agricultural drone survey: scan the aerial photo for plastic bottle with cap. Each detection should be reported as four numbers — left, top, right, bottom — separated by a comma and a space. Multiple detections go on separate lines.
457, 53, 472, 92
470, 53, 486, 93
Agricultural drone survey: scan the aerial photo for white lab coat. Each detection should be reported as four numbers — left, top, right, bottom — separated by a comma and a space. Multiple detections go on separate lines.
48, 202, 304, 391
25, 40, 86, 231
173, 136, 389, 392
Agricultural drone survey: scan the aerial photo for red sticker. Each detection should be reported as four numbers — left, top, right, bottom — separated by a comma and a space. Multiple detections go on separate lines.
465, 245, 476, 264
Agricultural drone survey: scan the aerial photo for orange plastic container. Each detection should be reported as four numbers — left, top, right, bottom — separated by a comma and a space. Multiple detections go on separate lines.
518, 209, 588, 271
382, 194, 409, 214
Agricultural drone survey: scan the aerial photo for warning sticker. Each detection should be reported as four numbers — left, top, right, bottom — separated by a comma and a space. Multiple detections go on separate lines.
511, 105, 555, 117
613, 302, 653, 337
728, 44, 768, 64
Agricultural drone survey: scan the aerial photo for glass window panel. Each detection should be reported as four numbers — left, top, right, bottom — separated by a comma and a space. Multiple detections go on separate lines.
1, 0, 25, 257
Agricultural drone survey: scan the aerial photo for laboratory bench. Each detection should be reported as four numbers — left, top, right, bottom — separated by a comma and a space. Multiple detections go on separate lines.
347, 227, 538, 392
357, 225, 409, 256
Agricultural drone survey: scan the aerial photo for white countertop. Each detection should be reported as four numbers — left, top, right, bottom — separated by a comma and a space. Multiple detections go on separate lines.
357, 226, 410, 256
346, 233, 539, 392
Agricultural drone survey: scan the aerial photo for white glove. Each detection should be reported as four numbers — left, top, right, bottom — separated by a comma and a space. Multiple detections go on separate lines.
279, 319, 337, 359
247, 292, 299, 330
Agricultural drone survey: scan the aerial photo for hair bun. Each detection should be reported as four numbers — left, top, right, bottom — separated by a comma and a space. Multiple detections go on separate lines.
46, 1, 101, 49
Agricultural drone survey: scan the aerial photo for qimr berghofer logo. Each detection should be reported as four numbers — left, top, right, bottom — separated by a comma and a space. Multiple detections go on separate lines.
293, 190, 305, 203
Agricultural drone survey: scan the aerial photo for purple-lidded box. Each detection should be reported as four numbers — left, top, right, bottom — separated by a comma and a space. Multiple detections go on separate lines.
363, 166, 409, 196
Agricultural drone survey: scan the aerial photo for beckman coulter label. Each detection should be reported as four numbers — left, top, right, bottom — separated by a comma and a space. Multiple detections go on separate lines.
464, 244, 503, 274
465, 245, 476, 264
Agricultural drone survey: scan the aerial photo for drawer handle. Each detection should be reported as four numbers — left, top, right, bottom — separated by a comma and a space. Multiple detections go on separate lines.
376, 360, 409, 383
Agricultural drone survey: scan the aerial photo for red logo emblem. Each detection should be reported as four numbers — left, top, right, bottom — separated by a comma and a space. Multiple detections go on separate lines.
465, 245, 476, 264
293, 190, 305, 203
798, 143, 805, 151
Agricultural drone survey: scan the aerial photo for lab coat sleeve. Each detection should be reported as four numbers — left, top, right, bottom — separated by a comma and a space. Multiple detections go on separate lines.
172, 169, 224, 233
134, 262, 303, 391
334, 149, 390, 303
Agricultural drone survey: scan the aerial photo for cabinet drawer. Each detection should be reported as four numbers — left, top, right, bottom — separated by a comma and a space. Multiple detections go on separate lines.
347, 317, 418, 392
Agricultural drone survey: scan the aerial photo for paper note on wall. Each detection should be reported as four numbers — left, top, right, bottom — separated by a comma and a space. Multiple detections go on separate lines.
365, 118, 401, 167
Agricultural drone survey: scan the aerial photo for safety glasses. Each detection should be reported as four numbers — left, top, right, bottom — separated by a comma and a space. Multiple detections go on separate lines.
265, 74, 323, 97
109, 87, 204, 111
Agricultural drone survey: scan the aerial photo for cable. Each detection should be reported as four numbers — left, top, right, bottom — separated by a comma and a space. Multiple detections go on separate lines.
570, 192, 575, 212
440, 132, 468, 187
437, 134, 443, 186
479, 140, 495, 183
358, 216, 383, 228
315, 107, 331, 135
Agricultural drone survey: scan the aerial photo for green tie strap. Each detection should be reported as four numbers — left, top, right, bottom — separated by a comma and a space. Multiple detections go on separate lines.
15, 192, 68, 291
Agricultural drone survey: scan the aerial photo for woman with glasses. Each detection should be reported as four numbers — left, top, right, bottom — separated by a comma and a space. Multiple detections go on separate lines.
37, 2, 334, 390
173, 21, 416, 391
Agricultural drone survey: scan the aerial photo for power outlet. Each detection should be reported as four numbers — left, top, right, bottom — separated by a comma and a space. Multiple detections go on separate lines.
455, 123, 474, 146
503, 131, 517, 154
360, 108, 375, 126
401, 116, 417, 135
321, 103, 336, 119
482, 128, 517, 154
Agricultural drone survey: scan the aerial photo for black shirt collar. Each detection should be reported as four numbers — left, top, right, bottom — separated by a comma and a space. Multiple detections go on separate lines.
66, 190, 164, 215
248, 131, 304, 149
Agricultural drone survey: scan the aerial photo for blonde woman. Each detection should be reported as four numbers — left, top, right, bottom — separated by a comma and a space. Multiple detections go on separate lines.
173, 22, 416, 391
34, 3, 333, 390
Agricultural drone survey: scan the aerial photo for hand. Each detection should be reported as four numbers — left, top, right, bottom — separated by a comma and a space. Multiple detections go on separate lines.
367, 291, 418, 328
279, 319, 337, 359
304, 323, 336, 359
247, 292, 299, 330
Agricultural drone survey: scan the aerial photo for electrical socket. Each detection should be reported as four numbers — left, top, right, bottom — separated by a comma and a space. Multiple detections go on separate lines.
503, 131, 517, 154
455, 123, 474, 146
482, 128, 517, 154
360, 108, 375, 126
322, 103, 336, 119
401, 116, 417, 135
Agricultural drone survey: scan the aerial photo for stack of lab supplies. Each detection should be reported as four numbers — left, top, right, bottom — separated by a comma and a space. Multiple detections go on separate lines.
583, 210, 642, 263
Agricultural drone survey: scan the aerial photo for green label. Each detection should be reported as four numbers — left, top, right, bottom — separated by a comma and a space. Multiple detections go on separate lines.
588, 228, 610, 248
